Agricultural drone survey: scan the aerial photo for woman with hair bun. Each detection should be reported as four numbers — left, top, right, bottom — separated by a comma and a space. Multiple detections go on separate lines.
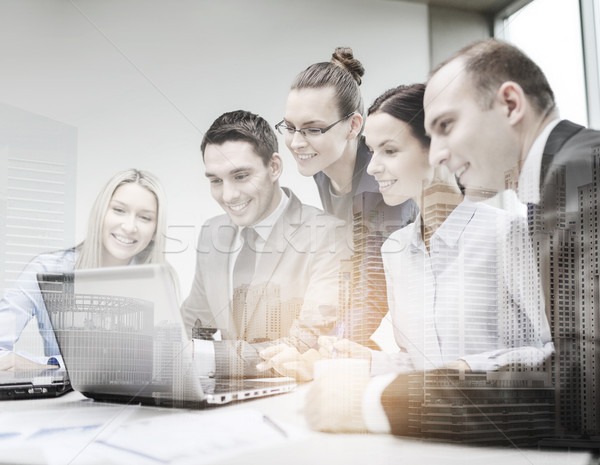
0, 168, 172, 370
304, 83, 553, 433
260, 48, 418, 375
280, 48, 417, 340
277, 47, 417, 226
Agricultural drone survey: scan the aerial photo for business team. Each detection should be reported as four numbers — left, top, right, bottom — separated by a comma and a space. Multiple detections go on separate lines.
306, 39, 600, 443
1, 38, 599, 443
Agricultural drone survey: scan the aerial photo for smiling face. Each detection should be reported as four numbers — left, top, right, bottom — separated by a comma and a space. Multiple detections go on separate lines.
365, 112, 433, 206
283, 87, 357, 177
101, 182, 158, 267
204, 140, 282, 227
424, 58, 519, 194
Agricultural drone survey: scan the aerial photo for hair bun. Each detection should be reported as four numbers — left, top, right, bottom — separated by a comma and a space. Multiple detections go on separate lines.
331, 47, 365, 85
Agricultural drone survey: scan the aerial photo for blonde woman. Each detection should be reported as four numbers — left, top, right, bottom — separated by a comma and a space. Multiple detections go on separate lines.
0, 168, 169, 370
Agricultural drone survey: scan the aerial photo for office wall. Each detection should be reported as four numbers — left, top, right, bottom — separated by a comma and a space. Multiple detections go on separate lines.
0, 104, 77, 290
0, 0, 430, 294
429, 6, 491, 68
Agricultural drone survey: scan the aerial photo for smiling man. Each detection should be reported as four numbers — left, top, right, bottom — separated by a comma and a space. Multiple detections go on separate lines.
422, 39, 600, 438
181, 110, 351, 378
305, 39, 600, 443
424, 40, 557, 197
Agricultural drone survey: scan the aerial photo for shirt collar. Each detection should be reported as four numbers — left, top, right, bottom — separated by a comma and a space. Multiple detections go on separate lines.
433, 199, 476, 249
240, 187, 289, 242
395, 199, 479, 254
407, 216, 424, 250
518, 118, 561, 204
405, 199, 475, 250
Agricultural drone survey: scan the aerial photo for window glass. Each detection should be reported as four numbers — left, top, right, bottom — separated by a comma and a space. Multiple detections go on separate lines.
596, 0, 600, 84
499, 0, 587, 126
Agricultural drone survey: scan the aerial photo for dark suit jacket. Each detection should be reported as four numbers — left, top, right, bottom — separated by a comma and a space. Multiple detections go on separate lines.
529, 120, 600, 435
314, 138, 418, 346
181, 187, 351, 377
380, 120, 600, 438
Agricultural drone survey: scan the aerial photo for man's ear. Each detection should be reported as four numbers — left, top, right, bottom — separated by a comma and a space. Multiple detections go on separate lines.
497, 81, 526, 125
269, 153, 283, 182
347, 113, 364, 140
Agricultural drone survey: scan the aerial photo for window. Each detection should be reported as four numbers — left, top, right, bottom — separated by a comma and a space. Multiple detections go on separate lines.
495, 0, 589, 126
581, 0, 600, 127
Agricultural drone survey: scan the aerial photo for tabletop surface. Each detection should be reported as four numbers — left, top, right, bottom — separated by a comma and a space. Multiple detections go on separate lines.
0, 384, 595, 465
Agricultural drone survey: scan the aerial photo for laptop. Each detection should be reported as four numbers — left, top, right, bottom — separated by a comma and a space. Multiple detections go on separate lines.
0, 368, 71, 400
37, 264, 295, 408
0, 272, 72, 400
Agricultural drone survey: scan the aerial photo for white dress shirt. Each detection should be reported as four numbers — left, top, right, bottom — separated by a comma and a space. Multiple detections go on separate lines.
193, 188, 289, 376
518, 118, 561, 204
227, 188, 289, 298
0, 248, 77, 365
363, 199, 553, 432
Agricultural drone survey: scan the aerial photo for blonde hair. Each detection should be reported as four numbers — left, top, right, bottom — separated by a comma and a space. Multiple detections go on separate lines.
75, 169, 168, 269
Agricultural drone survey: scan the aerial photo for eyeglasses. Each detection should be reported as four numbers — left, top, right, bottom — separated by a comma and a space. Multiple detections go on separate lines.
275, 112, 354, 138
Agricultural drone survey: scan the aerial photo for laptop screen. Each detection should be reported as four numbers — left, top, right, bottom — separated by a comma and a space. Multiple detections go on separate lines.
38, 265, 203, 404
38, 265, 295, 407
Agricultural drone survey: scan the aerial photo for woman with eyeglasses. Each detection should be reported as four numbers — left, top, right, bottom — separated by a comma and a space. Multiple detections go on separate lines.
273, 47, 417, 352
303, 83, 553, 434
276, 47, 417, 227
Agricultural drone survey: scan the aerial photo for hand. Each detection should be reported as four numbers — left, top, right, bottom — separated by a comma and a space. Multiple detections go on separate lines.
304, 370, 371, 433
257, 344, 321, 381
0, 352, 58, 371
444, 359, 471, 372
318, 336, 371, 361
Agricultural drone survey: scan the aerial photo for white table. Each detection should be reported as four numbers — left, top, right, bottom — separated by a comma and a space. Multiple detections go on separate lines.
0, 385, 593, 465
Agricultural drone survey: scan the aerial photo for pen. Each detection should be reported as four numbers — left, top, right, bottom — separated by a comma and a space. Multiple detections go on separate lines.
263, 414, 288, 438
331, 322, 344, 358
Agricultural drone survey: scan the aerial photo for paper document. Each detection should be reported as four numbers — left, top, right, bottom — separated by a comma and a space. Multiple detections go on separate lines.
98, 408, 304, 464
0, 404, 136, 465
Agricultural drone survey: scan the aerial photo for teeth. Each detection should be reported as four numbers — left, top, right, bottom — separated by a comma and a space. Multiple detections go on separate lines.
455, 163, 469, 179
229, 201, 249, 212
114, 234, 135, 244
378, 180, 396, 188
296, 153, 316, 161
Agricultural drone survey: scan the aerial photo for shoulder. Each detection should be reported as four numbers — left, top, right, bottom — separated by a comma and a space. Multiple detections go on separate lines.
467, 199, 519, 226
553, 121, 600, 161
563, 127, 600, 152
470, 200, 510, 218
382, 223, 415, 254
466, 200, 528, 238
199, 214, 234, 236
196, 214, 235, 248
285, 188, 346, 228
36, 247, 77, 263
543, 122, 600, 196
25, 248, 77, 272
576, 125, 600, 140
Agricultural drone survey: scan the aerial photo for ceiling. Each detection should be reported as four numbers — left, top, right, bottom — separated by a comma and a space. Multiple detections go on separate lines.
400, 0, 522, 15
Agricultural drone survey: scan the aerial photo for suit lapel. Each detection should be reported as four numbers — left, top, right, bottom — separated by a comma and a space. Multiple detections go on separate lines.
242, 189, 302, 337
207, 219, 237, 336
529, 120, 584, 234
540, 120, 584, 184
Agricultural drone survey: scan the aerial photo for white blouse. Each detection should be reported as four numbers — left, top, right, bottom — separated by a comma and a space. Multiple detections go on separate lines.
371, 199, 553, 375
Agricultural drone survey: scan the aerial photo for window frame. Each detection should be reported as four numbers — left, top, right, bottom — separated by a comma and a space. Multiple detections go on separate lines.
493, 0, 600, 130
